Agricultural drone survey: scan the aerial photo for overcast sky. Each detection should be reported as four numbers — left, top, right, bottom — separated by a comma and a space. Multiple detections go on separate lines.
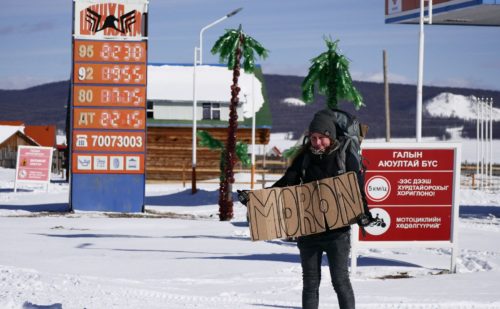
0, 0, 499, 91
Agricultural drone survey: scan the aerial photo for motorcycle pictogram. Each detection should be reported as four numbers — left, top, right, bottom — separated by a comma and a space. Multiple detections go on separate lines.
369, 214, 387, 228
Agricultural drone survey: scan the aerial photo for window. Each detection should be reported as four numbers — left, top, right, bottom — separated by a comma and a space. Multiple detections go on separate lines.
146, 101, 154, 119
212, 103, 220, 120
202, 103, 211, 120
202, 103, 221, 120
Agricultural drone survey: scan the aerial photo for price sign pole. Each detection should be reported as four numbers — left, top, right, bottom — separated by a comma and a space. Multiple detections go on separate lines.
70, 0, 149, 212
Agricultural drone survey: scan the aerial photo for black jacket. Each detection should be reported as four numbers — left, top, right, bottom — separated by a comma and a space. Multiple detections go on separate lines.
272, 144, 368, 237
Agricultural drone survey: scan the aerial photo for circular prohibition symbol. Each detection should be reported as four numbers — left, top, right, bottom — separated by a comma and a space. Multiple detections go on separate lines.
365, 175, 391, 202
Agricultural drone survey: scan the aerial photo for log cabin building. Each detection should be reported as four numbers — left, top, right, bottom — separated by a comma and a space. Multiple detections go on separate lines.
0, 125, 39, 168
146, 64, 271, 181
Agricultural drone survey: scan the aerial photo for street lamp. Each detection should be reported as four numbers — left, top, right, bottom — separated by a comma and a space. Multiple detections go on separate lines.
192, 8, 243, 194
416, 0, 432, 142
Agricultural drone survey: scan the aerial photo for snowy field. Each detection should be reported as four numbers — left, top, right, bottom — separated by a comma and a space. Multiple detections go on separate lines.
1, 162, 499, 309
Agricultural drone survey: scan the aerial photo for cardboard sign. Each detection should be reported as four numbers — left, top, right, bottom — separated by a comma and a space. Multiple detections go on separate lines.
247, 172, 364, 241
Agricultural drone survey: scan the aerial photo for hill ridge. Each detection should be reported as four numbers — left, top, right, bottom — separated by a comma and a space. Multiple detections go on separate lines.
1, 76, 499, 139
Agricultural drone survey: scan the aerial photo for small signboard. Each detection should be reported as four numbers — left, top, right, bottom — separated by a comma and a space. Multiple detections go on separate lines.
351, 143, 461, 273
14, 146, 53, 192
247, 172, 364, 241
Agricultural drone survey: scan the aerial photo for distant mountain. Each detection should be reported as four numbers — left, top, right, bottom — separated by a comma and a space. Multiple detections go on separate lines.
263, 74, 500, 139
1, 76, 499, 139
425, 93, 500, 121
0, 81, 69, 131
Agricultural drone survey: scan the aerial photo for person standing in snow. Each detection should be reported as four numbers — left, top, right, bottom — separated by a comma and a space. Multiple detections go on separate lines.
249, 109, 372, 309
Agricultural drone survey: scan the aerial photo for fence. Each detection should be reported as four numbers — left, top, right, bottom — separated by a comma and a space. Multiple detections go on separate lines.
461, 164, 500, 192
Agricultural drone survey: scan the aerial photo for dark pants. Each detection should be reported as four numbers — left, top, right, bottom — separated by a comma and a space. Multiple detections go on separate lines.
297, 230, 355, 309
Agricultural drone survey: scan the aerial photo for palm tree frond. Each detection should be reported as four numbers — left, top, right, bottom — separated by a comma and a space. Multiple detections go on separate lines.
282, 145, 302, 160
245, 36, 269, 59
235, 141, 251, 168
197, 130, 224, 150
301, 37, 364, 110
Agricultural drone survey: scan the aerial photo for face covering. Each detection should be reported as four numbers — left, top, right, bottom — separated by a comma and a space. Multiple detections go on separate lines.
309, 139, 339, 156
310, 145, 326, 155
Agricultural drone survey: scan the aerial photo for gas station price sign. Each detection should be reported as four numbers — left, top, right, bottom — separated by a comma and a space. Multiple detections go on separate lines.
74, 63, 146, 85
71, 0, 149, 212
74, 40, 146, 63
73, 131, 145, 152
73, 85, 145, 107
73, 108, 145, 130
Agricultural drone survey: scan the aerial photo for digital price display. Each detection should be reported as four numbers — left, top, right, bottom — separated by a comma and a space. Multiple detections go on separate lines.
73, 131, 145, 152
73, 85, 146, 107
74, 108, 145, 130
73, 63, 146, 85
74, 40, 147, 63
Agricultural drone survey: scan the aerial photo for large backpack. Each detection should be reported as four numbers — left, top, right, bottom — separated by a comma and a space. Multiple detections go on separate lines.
301, 108, 368, 178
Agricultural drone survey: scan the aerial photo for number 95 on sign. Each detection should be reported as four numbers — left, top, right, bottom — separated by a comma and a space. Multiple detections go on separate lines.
74, 63, 146, 85
74, 41, 146, 63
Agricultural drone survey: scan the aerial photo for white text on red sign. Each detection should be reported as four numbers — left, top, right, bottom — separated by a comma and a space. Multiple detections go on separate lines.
74, 108, 145, 130
73, 85, 146, 107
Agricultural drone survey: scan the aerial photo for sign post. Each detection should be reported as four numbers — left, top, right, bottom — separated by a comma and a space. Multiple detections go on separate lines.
70, 0, 149, 212
351, 143, 461, 273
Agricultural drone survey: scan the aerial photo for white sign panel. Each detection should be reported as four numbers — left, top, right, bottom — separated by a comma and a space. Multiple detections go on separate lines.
14, 146, 53, 192
74, 0, 149, 40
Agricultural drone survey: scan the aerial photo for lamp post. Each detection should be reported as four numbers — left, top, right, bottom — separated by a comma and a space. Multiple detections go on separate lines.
416, 0, 432, 142
192, 8, 242, 194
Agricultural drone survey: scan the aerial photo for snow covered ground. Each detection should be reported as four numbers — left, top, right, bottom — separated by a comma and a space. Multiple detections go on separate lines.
0, 164, 499, 309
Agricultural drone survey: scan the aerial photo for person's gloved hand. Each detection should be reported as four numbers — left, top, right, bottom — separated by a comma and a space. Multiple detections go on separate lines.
237, 190, 250, 206
357, 211, 374, 227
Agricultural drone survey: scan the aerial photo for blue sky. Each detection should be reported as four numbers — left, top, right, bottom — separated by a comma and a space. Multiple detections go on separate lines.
1, 0, 499, 91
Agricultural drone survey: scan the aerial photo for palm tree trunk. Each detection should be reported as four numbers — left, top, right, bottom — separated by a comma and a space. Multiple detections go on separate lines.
327, 56, 338, 109
219, 34, 243, 221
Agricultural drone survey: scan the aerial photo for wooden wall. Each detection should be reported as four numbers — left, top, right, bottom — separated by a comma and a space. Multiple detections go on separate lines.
146, 126, 270, 181
0, 133, 38, 168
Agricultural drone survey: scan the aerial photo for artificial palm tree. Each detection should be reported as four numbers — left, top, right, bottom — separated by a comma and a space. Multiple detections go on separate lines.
210, 25, 268, 221
302, 37, 364, 110
197, 130, 250, 187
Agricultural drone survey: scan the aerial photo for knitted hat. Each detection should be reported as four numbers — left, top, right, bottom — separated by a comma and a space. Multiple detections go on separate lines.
308, 109, 337, 138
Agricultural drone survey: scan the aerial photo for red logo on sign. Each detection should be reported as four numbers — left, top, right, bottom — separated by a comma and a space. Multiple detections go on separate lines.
79, 3, 142, 37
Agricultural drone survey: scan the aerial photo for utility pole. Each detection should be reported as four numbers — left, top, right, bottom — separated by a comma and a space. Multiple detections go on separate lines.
383, 50, 391, 142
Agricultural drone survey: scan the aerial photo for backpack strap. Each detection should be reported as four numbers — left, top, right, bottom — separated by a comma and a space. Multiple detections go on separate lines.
300, 152, 310, 184
336, 138, 350, 175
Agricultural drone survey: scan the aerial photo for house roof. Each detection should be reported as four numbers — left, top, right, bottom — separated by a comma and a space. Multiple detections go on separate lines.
25, 125, 56, 147
0, 125, 40, 147
0, 125, 25, 145
147, 64, 265, 120
0, 121, 24, 126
